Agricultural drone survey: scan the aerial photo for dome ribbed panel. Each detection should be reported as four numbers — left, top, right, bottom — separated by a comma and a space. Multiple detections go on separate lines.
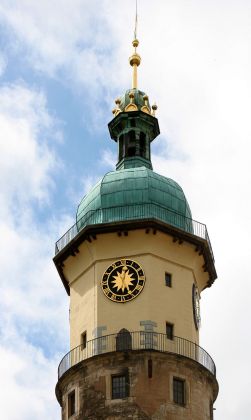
76, 167, 192, 233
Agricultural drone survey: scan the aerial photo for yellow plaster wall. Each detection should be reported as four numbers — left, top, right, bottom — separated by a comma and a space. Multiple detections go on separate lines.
69, 265, 96, 347
63, 229, 208, 349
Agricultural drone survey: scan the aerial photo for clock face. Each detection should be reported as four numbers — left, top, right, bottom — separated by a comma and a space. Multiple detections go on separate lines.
192, 284, 201, 329
101, 259, 146, 303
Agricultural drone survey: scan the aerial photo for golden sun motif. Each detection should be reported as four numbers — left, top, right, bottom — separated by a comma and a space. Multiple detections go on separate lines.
101, 259, 146, 303
111, 266, 135, 293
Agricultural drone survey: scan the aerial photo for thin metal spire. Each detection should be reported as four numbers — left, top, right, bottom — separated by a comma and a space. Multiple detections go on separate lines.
134, 0, 138, 40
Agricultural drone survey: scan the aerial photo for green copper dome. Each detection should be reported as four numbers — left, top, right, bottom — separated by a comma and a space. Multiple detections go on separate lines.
76, 167, 192, 233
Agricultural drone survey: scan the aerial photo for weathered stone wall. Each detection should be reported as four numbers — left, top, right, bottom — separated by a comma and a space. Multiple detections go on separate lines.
56, 351, 218, 420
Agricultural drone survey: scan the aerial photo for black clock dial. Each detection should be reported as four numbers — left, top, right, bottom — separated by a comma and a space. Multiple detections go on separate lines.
101, 259, 146, 303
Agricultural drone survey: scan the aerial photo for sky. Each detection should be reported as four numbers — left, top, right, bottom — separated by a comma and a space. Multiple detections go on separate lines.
0, 0, 250, 418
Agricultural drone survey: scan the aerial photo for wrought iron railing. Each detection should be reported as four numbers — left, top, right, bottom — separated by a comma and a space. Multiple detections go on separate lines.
55, 203, 214, 262
58, 332, 216, 379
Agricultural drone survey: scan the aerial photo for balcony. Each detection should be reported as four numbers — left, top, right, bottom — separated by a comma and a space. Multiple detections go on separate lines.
55, 204, 214, 263
58, 331, 216, 379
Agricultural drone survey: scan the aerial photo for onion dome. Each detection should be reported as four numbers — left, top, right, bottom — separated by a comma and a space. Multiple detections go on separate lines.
76, 167, 192, 233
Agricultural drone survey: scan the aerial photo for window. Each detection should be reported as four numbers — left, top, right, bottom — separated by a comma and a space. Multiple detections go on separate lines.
173, 378, 185, 405
81, 331, 87, 350
119, 135, 124, 160
68, 390, 76, 418
166, 322, 174, 340
130, 118, 136, 127
112, 374, 129, 399
116, 329, 132, 351
139, 132, 146, 158
165, 272, 172, 287
125, 131, 136, 157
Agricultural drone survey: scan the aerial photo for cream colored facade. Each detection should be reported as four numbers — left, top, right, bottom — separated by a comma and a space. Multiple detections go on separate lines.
61, 229, 208, 350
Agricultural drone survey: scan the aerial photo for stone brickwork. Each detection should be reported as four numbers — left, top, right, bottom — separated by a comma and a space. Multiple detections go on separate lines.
56, 350, 218, 420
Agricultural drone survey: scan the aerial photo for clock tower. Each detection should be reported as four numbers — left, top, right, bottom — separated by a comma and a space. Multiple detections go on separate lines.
54, 35, 218, 420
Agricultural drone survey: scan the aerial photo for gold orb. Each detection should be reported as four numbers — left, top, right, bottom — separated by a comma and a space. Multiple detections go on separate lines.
132, 39, 139, 48
129, 53, 141, 66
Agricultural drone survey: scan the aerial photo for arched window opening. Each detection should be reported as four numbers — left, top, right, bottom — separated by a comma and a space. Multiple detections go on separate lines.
139, 132, 146, 158
116, 329, 132, 351
125, 131, 136, 157
118, 135, 124, 160
130, 118, 136, 128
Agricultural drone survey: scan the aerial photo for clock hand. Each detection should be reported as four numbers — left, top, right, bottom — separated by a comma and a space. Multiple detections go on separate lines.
120, 266, 128, 292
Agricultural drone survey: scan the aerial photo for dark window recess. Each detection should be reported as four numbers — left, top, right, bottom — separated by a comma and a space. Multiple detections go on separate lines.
125, 131, 136, 157
81, 332, 87, 349
112, 374, 129, 399
116, 329, 132, 351
165, 272, 172, 287
139, 132, 146, 158
119, 135, 124, 160
173, 378, 185, 405
68, 390, 76, 417
166, 322, 174, 340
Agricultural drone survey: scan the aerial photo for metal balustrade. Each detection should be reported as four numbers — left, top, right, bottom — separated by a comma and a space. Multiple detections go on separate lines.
55, 203, 214, 262
58, 332, 216, 379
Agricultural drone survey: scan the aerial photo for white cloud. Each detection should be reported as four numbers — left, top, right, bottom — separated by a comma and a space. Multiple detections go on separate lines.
101, 148, 116, 169
0, 0, 119, 88
0, 341, 59, 420
0, 84, 58, 217
0, 82, 68, 419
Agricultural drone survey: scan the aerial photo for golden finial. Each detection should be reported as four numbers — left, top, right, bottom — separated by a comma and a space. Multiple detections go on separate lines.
143, 95, 149, 105
141, 94, 151, 115
129, 0, 141, 89
129, 39, 141, 89
125, 90, 138, 112
112, 98, 122, 116
129, 91, 135, 102
152, 103, 158, 117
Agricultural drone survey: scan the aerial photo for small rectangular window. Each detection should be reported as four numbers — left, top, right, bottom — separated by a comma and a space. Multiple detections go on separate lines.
68, 390, 76, 417
165, 272, 172, 287
81, 331, 87, 350
173, 378, 185, 405
166, 322, 174, 340
112, 375, 128, 399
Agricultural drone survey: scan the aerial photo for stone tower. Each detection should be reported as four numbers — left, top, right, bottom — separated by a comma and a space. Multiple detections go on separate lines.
54, 34, 218, 420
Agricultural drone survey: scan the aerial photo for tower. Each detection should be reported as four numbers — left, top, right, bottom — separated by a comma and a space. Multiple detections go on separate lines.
54, 31, 218, 420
